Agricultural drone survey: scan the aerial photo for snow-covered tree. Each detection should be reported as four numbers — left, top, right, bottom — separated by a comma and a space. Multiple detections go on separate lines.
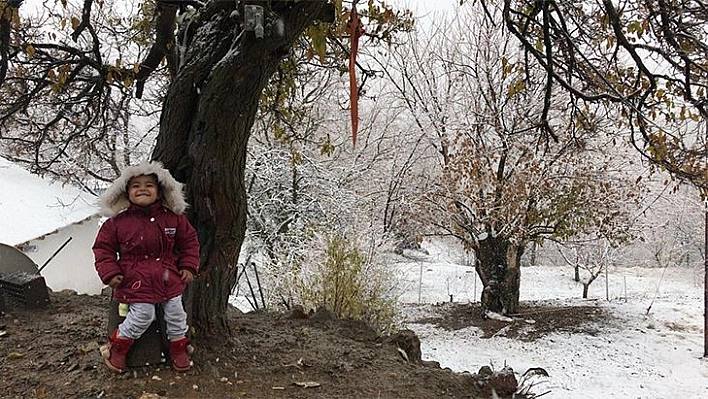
382, 3, 645, 315
481, 0, 708, 189
214, 46, 409, 334
0, 0, 161, 187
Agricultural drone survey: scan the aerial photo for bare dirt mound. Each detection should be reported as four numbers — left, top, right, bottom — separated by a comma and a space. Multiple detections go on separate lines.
0, 291, 502, 399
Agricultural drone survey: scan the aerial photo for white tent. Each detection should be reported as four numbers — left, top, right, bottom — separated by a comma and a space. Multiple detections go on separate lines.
0, 157, 103, 294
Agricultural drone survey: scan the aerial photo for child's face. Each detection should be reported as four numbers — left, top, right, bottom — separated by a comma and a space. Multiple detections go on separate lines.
127, 174, 160, 208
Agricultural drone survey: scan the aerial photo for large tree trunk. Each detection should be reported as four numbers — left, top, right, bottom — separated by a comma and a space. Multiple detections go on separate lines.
152, 0, 329, 336
475, 236, 523, 315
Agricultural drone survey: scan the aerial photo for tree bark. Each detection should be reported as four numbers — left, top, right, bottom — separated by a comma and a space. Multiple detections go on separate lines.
574, 265, 580, 282
475, 236, 523, 315
152, 0, 329, 336
528, 241, 536, 266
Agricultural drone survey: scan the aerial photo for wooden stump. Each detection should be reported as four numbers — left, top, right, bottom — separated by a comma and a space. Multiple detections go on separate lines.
107, 299, 166, 367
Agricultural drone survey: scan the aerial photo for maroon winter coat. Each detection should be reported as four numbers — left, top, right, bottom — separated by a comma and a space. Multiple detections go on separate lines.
93, 201, 200, 304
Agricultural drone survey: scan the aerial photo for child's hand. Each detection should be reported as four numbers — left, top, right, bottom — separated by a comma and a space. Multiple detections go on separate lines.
180, 269, 194, 284
108, 275, 123, 289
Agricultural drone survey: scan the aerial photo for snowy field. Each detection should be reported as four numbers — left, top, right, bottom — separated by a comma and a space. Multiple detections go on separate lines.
397, 240, 708, 399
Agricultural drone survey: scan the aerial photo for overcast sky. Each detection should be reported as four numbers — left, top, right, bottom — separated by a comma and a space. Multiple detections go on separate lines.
389, 0, 461, 22
390, 0, 459, 11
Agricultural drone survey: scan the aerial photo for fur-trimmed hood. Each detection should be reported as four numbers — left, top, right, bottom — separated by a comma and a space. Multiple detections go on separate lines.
98, 161, 188, 217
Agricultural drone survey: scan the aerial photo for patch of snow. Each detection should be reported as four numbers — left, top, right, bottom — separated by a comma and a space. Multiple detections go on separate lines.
484, 311, 514, 322
399, 245, 708, 398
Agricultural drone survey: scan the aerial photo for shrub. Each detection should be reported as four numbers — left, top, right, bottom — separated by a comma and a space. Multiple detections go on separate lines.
296, 233, 401, 334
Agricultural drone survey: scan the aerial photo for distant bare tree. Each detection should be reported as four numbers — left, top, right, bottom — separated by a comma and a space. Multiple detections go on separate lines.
556, 239, 619, 299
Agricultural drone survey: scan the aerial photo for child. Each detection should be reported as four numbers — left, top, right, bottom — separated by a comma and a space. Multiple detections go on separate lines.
93, 161, 200, 373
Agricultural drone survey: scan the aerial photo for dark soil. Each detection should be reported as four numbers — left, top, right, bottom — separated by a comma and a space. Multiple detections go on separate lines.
0, 291, 606, 398
411, 301, 608, 341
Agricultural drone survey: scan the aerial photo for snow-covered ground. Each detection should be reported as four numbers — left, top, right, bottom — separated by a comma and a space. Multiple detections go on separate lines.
397, 240, 708, 399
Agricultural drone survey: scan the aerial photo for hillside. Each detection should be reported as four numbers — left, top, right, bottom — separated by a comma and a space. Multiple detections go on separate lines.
0, 290, 535, 399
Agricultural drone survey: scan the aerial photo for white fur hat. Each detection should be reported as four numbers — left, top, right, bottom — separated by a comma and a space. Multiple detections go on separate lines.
97, 161, 188, 217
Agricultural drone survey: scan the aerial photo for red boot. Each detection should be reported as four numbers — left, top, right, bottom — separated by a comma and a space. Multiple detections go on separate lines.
101, 329, 133, 373
169, 337, 192, 372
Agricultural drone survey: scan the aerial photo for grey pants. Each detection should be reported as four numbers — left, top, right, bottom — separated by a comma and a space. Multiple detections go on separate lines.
117, 295, 188, 341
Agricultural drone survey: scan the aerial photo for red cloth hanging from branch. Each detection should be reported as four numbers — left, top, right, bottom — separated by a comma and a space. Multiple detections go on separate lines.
347, 3, 365, 147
